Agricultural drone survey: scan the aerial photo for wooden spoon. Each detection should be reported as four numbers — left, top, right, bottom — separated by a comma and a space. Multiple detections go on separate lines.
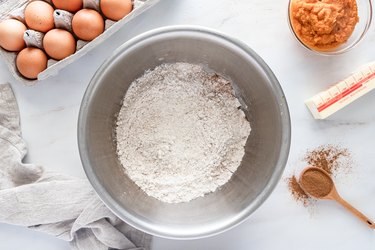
299, 166, 375, 229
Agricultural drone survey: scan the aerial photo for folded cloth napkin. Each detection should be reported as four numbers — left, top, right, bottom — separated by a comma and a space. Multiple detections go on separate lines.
0, 83, 152, 250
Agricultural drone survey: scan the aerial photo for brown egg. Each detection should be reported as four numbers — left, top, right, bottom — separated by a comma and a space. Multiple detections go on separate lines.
43, 29, 76, 60
72, 9, 104, 41
100, 0, 133, 21
0, 19, 26, 52
16, 48, 48, 79
52, 0, 83, 13
25, 1, 54, 32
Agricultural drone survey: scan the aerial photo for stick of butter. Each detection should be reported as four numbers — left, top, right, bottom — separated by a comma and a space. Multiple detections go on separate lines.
305, 62, 375, 119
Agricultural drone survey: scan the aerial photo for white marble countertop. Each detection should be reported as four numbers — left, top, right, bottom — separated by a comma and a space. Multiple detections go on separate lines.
1, 0, 375, 249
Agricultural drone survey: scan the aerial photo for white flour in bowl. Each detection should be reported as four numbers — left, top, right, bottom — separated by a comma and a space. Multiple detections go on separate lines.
115, 63, 251, 203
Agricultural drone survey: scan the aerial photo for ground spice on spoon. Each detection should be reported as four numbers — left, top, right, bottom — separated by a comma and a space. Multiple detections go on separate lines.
299, 168, 333, 198
287, 145, 351, 206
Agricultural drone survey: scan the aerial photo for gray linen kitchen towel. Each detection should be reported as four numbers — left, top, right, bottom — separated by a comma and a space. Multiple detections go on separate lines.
0, 83, 152, 250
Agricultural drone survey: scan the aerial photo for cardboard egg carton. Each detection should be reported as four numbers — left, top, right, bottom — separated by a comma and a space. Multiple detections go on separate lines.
0, 0, 159, 85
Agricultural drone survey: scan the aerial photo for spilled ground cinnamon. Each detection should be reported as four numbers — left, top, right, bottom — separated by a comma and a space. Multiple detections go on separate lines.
288, 175, 309, 205
304, 145, 350, 175
287, 145, 351, 206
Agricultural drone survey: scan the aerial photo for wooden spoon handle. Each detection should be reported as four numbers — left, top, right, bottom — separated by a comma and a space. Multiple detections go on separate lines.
336, 196, 375, 229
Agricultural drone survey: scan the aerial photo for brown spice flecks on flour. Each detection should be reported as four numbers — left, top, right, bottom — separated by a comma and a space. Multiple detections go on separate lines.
116, 63, 251, 203
287, 145, 351, 206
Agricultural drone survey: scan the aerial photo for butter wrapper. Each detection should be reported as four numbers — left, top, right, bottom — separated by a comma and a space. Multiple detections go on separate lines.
305, 62, 375, 119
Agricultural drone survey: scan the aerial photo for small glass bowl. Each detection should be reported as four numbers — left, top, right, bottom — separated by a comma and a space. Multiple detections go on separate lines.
288, 0, 372, 55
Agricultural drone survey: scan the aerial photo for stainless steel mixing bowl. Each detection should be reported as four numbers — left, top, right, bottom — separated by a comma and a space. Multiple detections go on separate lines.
78, 26, 291, 239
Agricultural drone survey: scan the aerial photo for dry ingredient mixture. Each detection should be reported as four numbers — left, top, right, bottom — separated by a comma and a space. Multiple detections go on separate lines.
289, 0, 359, 50
300, 169, 333, 198
116, 63, 251, 203
287, 145, 351, 206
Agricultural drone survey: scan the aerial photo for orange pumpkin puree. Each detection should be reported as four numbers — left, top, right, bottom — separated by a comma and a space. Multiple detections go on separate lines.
289, 0, 359, 51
